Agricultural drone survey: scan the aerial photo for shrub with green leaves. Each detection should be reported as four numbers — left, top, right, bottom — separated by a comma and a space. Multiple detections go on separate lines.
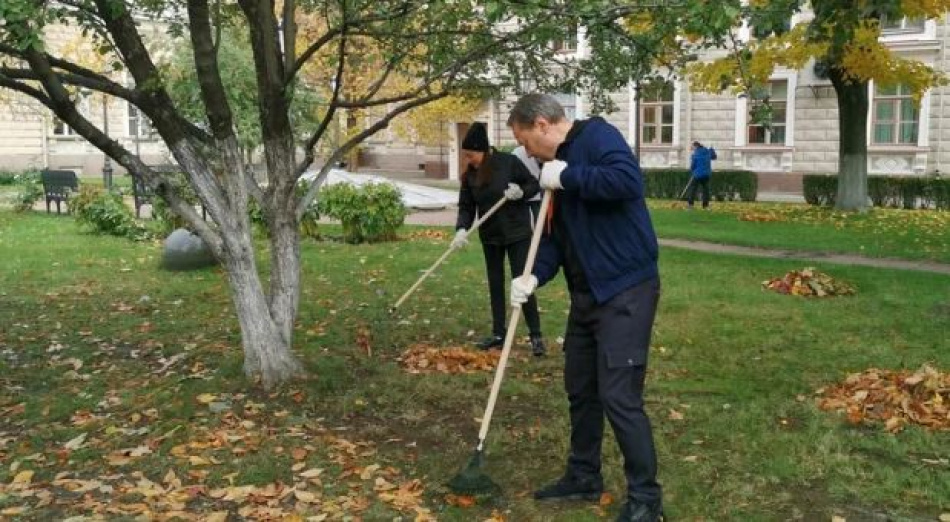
72, 185, 150, 241
805, 174, 948, 210
643, 168, 758, 201
318, 182, 406, 243
13, 170, 44, 212
0, 170, 19, 185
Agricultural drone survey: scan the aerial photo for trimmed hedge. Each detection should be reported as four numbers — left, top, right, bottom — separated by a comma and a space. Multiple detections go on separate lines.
803, 174, 949, 210
643, 168, 758, 202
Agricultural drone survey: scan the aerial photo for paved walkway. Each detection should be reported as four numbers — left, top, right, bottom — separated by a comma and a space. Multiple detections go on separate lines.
405, 209, 950, 275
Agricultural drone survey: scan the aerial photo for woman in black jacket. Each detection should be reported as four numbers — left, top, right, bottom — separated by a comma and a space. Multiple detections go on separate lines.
452, 122, 547, 356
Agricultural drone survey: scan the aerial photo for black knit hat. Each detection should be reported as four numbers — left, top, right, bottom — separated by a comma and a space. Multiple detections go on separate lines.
461, 122, 490, 152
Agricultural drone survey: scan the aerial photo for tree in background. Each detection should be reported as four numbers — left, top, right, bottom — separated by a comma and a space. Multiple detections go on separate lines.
685, 0, 950, 211
0, 0, 691, 387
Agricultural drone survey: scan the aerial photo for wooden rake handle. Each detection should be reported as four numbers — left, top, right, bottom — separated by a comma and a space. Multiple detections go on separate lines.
390, 196, 508, 312
475, 189, 552, 451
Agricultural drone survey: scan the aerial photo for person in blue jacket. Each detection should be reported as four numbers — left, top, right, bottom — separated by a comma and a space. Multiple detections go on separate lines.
688, 141, 715, 209
507, 93, 663, 522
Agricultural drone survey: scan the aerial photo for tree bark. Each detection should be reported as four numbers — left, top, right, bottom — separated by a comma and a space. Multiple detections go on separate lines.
224, 234, 303, 388
829, 68, 870, 212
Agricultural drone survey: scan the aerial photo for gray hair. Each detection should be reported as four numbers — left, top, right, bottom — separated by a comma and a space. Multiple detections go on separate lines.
507, 93, 567, 127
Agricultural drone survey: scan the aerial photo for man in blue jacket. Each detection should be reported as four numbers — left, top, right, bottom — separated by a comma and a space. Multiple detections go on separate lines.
688, 141, 715, 209
507, 93, 663, 522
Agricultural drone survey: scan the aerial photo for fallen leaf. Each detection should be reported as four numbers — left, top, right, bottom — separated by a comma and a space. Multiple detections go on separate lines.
291, 447, 308, 461
11, 470, 34, 486
62, 433, 88, 450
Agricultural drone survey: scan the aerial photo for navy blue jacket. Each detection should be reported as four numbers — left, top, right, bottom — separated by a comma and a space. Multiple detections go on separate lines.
533, 117, 659, 304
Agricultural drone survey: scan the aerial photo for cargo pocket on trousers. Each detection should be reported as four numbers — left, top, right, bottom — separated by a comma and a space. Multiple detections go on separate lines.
601, 294, 649, 369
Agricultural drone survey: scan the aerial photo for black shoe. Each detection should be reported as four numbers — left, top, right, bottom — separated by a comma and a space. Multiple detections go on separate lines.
475, 335, 504, 350
533, 474, 603, 502
530, 335, 546, 357
615, 500, 663, 522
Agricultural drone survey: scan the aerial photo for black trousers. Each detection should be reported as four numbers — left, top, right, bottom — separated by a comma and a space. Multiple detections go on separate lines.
482, 239, 542, 337
687, 176, 710, 208
563, 277, 661, 504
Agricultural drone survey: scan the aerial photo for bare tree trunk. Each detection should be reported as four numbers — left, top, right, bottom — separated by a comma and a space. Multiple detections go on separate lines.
268, 194, 301, 346
830, 69, 870, 212
224, 237, 303, 388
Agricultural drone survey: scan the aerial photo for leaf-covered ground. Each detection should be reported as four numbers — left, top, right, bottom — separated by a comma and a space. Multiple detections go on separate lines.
0, 211, 948, 521
648, 201, 950, 263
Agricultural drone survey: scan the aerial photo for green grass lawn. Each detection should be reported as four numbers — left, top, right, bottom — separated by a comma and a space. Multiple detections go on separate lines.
0, 211, 948, 521
649, 200, 950, 263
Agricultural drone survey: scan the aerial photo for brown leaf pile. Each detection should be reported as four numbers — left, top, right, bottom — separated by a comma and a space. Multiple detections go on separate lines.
816, 365, 950, 433
406, 229, 450, 241
762, 267, 855, 297
738, 211, 783, 222
399, 344, 500, 374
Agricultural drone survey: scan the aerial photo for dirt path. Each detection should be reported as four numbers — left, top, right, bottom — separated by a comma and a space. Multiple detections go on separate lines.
658, 238, 950, 275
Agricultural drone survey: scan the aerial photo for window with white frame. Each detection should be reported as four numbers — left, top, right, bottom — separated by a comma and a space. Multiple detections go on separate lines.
552, 92, 576, 120
639, 81, 674, 145
127, 102, 154, 138
51, 98, 89, 137
52, 118, 79, 136
880, 15, 925, 32
552, 25, 577, 53
747, 80, 787, 145
872, 84, 919, 145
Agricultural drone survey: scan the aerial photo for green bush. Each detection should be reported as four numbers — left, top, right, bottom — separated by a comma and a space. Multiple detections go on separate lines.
805, 174, 949, 210
318, 182, 406, 243
802, 175, 837, 206
72, 186, 150, 240
0, 171, 18, 185
296, 184, 321, 240
643, 169, 758, 201
13, 171, 44, 212
150, 170, 202, 235
246, 185, 321, 240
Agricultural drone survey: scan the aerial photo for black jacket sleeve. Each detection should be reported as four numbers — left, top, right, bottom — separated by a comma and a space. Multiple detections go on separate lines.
456, 175, 476, 230
510, 157, 541, 200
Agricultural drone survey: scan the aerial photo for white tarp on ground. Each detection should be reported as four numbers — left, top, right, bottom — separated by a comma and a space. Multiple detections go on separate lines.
301, 169, 457, 210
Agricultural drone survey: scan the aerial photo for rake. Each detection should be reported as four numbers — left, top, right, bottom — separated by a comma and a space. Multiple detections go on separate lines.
390, 196, 507, 313
447, 189, 551, 495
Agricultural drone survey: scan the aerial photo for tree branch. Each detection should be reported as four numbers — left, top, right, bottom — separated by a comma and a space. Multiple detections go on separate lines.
295, 90, 450, 218
0, 67, 141, 102
282, 0, 297, 77
296, 24, 348, 179
187, 0, 236, 138
16, 45, 217, 249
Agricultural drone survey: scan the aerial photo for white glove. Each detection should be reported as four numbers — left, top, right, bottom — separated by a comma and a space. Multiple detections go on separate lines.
510, 274, 538, 306
503, 182, 524, 201
451, 228, 468, 249
540, 160, 567, 190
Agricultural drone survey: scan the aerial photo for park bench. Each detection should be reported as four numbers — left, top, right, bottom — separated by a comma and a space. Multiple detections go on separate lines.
134, 164, 208, 220
40, 169, 79, 214
130, 172, 156, 218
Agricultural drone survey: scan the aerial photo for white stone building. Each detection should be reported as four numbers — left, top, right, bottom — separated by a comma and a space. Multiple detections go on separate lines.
3, 13, 949, 196
379, 13, 950, 194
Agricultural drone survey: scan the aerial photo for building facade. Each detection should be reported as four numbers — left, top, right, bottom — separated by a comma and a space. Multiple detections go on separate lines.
419, 13, 950, 193
3, 13, 949, 194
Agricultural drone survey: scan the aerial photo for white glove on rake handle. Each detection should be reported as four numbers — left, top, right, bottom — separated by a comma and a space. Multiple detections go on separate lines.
503, 183, 524, 201
451, 228, 469, 249
510, 274, 538, 306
